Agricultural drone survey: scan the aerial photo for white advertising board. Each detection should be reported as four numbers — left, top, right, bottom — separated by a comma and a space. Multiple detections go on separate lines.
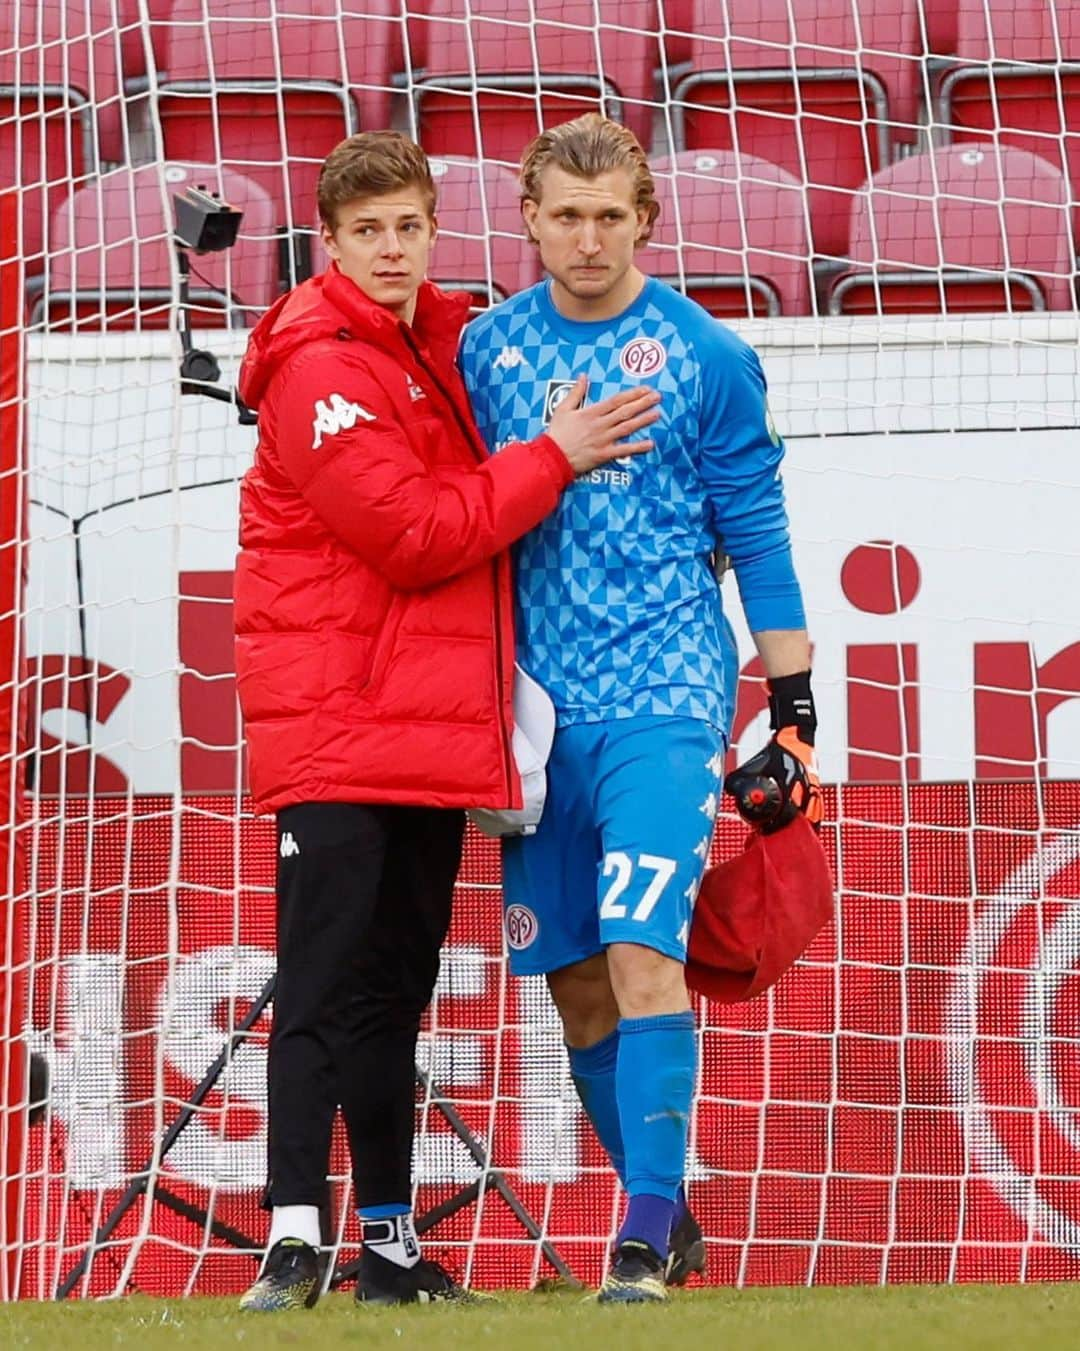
26, 321, 1080, 790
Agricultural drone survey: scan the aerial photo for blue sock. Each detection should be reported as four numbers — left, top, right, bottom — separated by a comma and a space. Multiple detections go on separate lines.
567, 1028, 626, 1183
673, 1182, 688, 1226
615, 1011, 696, 1258
358, 1203, 410, 1219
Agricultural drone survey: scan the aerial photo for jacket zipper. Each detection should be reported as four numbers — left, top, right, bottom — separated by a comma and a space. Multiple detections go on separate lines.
399, 328, 517, 803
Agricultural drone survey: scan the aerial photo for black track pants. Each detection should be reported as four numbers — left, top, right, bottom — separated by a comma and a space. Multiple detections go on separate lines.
265, 802, 464, 1210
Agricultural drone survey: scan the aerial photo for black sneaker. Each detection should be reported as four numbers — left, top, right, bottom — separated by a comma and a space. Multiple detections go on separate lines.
597, 1240, 668, 1305
239, 1237, 321, 1312
354, 1248, 478, 1306
666, 1204, 707, 1286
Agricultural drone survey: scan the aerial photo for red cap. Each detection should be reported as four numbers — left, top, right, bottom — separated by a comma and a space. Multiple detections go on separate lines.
686, 813, 834, 1004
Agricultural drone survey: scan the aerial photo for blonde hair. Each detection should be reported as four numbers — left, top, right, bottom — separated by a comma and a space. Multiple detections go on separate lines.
519, 113, 660, 242
318, 131, 436, 228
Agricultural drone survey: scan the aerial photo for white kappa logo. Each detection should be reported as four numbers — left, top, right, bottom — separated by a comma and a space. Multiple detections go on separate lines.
505, 904, 539, 951
279, 831, 300, 859
311, 392, 376, 449
619, 337, 667, 378
494, 346, 527, 370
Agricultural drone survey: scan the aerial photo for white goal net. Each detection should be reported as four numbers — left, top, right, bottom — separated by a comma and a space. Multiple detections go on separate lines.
2, 0, 1080, 1301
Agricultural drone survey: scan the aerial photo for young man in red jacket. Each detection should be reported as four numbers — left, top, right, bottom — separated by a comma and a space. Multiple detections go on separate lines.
234, 131, 660, 1311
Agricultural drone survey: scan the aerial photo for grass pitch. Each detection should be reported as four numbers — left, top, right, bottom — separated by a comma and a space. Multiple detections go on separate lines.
4, 1283, 1080, 1350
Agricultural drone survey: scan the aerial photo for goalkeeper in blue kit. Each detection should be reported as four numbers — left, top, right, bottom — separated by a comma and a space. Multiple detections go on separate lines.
460, 114, 822, 1304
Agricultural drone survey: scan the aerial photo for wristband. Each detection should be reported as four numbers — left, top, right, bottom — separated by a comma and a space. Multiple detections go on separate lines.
767, 670, 816, 747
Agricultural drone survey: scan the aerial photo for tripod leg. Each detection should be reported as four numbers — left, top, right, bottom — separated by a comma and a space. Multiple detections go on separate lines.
54, 975, 277, 1299
417, 1067, 582, 1289
331, 1065, 583, 1292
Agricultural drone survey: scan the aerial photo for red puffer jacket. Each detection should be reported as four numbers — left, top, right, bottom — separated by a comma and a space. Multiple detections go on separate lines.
235, 264, 573, 814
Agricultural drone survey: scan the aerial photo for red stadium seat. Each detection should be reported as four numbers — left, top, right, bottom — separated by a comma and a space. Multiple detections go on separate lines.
939, 1, 1080, 230
662, 0, 696, 68
0, 2, 126, 270
404, 1, 435, 72
923, 0, 959, 57
123, 0, 176, 76
313, 157, 538, 305
156, 0, 405, 232
413, 0, 661, 162
31, 163, 280, 331
829, 144, 1075, 314
648, 151, 813, 317
427, 156, 539, 301
673, 0, 927, 257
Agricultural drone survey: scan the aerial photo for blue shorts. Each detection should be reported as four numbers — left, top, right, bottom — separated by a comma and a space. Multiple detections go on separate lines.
501, 716, 726, 976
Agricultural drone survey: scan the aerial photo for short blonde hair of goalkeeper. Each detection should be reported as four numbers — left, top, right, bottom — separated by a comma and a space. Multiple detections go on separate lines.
519, 113, 660, 245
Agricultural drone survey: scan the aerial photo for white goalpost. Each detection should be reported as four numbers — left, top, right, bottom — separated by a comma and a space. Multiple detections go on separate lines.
2, 0, 1080, 1300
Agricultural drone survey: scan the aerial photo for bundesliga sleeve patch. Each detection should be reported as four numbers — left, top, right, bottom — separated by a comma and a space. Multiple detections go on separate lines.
543, 378, 586, 425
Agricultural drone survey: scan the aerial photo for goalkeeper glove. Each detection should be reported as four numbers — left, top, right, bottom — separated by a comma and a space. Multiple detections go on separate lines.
724, 670, 823, 833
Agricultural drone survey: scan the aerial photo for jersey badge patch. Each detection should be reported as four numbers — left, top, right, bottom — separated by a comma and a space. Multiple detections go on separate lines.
619, 336, 667, 378
765, 401, 781, 447
505, 904, 539, 951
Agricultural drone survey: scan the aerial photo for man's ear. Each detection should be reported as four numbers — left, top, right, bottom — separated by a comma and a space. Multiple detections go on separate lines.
521, 198, 539, 245
321, 221, 339, 260
635, 204, 651, 247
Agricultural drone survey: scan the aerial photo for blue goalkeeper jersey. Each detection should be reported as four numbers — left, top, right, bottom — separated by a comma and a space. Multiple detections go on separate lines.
459, 276, 805, 730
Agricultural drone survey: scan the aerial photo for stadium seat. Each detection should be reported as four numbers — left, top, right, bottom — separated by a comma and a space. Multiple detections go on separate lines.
426, 156, 540, 301
403, 0, 434, 71
648, 150, 813, 317
938, 1, 1080, 229
661, 0, 696, 68
31, 163, 280, 331
673, 0, 927, 257
413, 0, 661, 162
0, 1, 126, 270
122, 0, 175, 77
828, 144, 1075, 315
156, 0, 405, 232
923, 0, 958, 57
312, 157, 539, 305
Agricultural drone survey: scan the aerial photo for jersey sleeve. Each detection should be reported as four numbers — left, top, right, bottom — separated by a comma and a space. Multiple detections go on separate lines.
697, 330, 806, 634
270, 345, 572, 590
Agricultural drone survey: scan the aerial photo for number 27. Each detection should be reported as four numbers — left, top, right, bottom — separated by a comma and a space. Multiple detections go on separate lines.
599, 852, 678, 923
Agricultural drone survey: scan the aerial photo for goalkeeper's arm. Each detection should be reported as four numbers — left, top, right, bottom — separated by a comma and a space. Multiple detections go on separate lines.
724, 630, 823, 832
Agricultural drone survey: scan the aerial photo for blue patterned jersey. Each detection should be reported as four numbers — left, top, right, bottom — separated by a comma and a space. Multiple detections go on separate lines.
459, 277, 804, 730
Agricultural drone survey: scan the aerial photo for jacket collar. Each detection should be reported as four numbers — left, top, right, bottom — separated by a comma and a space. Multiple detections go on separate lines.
323, 264, 471, 367
239, 265, 473, 409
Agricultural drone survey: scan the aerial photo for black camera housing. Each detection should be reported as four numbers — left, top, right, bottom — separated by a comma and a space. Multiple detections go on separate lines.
173, 184, 243, 254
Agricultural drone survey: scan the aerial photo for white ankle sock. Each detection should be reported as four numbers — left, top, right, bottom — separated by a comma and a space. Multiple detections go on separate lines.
360, 1211, 421, 1269
267, 1204, 321, 1250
